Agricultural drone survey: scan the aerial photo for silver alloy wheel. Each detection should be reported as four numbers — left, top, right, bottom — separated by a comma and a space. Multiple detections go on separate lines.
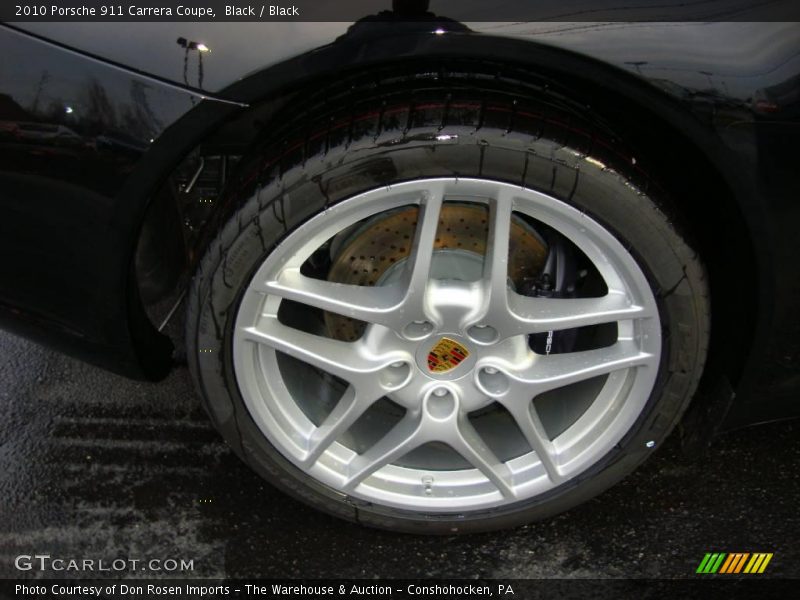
233, 178, 661, 512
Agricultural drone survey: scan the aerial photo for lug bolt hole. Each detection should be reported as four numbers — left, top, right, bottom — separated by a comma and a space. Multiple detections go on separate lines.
467, 324, 499, 344
403, 320, 434, 340
478, 367, 509, 396
380, 362, 411, 389
425, 387, 456, 420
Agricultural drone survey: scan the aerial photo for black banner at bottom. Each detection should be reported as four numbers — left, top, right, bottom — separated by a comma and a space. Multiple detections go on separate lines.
1, 579, 797, 600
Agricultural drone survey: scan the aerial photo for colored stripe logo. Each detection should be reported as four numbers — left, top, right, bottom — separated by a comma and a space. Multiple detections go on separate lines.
696, 552, 773, 574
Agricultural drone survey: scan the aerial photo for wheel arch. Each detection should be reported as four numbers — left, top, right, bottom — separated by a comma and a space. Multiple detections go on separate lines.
140, 30, 764, 412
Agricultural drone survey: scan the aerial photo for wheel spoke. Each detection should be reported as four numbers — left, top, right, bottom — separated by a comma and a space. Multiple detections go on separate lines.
255, 269, 405, 327
452, 415, 516, 498
399, 185, 445, 311
506, 291, 650, 335
303, 385, 380, 466
503, 401, 562, 483
483, 189, 514, 311
508, 340, 653, 395
240, 318, 401, 383
343, 414, 423, 491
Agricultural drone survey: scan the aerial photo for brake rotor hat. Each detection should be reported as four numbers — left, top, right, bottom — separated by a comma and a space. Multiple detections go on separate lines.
325, 202, 547, 340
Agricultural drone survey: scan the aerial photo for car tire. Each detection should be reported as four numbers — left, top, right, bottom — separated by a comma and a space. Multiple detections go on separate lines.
186, 68, 709, 533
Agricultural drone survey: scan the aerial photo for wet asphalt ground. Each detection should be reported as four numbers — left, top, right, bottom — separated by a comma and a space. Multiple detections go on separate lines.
0, 328, 797, 581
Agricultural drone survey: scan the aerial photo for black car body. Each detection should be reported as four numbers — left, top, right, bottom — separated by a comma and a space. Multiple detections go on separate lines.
1, 8, 798, 441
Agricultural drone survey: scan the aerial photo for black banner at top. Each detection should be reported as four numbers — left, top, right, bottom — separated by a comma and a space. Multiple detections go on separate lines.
3, 0, 800, 22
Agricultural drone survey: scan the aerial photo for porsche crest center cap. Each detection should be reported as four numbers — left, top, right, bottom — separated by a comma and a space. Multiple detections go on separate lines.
427, 337, 470, 373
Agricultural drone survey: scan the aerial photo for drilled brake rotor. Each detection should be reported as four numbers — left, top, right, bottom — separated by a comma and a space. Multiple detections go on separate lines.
325, 203, 548, 341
